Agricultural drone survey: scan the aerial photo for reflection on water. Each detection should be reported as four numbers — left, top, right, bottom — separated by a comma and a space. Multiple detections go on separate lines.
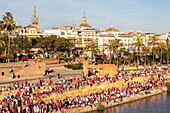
91, 92, 170, 113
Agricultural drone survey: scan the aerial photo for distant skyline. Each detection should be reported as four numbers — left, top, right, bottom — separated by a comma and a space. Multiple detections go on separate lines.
0, 0, 170, 33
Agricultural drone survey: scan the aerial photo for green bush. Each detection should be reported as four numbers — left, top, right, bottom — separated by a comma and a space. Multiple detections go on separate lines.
64, 64, 73, 69
158, 74, 161, 78
150, 61, 155, 66
67, 58, 72, 62
64, 63, 83, 70
104, 59, 110, 64
0, 56, 5, 63
97, 104, 105, 111
6, 54, 14, 60
73, 57, 75, 62
112, 60, 117, 65
166, 83, 170, 92
72, 66, 79, 70
139, 61, 144, 65
84, 57, 88, 61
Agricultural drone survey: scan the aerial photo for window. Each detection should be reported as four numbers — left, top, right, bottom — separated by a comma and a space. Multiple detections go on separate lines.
61, 32, 65, 35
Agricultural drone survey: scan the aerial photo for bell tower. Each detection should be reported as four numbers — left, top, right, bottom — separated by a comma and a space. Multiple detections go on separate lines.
31, 6, 39, 30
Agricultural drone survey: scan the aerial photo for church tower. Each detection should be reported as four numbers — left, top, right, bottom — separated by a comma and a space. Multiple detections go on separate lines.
82, 12, 87, 23
31, 6, 39, 30
79, 12, 91, 28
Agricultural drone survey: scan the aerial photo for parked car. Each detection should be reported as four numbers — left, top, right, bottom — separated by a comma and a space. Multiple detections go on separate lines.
22, 56, 28, 61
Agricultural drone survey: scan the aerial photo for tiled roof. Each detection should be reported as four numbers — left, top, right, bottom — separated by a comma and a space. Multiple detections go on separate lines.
25, 24, 36, 28
16, 25, 24, 28
105, 27, 119, 32
79, 23, 91, 27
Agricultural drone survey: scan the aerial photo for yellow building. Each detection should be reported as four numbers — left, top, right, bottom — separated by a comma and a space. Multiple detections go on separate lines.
24, 24, 37, 38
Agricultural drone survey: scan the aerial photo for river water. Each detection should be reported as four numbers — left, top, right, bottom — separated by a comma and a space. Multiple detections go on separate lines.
92, 92, 170, 113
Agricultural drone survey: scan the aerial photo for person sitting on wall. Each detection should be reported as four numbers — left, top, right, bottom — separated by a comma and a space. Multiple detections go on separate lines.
12, 73, 15, 79
10, 69, 13, 73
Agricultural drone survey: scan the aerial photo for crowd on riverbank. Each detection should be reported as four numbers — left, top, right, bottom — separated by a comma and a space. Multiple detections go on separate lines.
0, 68, 167, 93
0, 68, 168, 113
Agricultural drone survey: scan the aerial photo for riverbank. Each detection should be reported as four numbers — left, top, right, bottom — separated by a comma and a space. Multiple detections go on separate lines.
0, 70, 168, 112
62, 88, 166, 113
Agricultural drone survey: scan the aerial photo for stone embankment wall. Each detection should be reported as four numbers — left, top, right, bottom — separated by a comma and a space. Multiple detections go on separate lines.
0, 62, 33, 68
83, 62, 117, 77
15, 62, 45, 77
0, 62, 45, 77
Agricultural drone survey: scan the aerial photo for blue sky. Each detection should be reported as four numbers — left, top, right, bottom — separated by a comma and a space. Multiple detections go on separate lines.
0, 0, 170, 33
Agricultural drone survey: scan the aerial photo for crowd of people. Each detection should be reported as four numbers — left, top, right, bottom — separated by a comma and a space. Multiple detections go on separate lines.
0, 68, 167, 113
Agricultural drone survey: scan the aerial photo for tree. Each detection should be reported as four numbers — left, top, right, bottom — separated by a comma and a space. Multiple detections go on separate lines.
113, 39, 123, 70
0, 38, 5, 48
132, 36, 144, 69
104, 39, 115, 64
148, 36, 158, 65
158, 42, 165, 66
142, 45, 149, 68
1, 12, 16, 55
35, 36, 74, 57
56, 52, 66, 63
0, 36, 5, 55
10, 34, 22, 53
166, 39, 170, 71
127, 55, 133, 66
0, 32, 5, 48
35, 35, 56, 55
84, 41, 98, 60
119, 47, 127, 66
54, 37, 74, 48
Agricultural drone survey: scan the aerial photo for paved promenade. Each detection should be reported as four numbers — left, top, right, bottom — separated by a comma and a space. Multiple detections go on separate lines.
0, 61, 169, 86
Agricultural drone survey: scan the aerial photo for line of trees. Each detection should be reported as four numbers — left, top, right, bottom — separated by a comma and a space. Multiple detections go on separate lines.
84, 37, 170, 69
33, 35, 74, 53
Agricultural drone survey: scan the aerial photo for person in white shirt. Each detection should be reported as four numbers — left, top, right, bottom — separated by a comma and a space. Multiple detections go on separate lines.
34, 105, 37, 113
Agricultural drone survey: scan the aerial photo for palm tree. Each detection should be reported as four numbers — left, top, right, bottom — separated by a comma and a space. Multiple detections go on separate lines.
166, 39, 170, 71
104, 39, 115, 64
56, 52, 66, 63
132, 36, 144, 69
158, 42, 165, 66
84, 41, 98, 61
142, 45, 149, 68
0, 38, 5, 48
0, 32, 6, 55
148, 36, 158, 66
127, 55, 133, 66
113, 39, 123, 70
1, 12, 16, 55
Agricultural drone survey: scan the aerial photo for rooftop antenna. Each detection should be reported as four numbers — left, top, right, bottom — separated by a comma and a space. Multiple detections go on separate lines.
84, 11, 86, 17
111, 20, 113, 27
